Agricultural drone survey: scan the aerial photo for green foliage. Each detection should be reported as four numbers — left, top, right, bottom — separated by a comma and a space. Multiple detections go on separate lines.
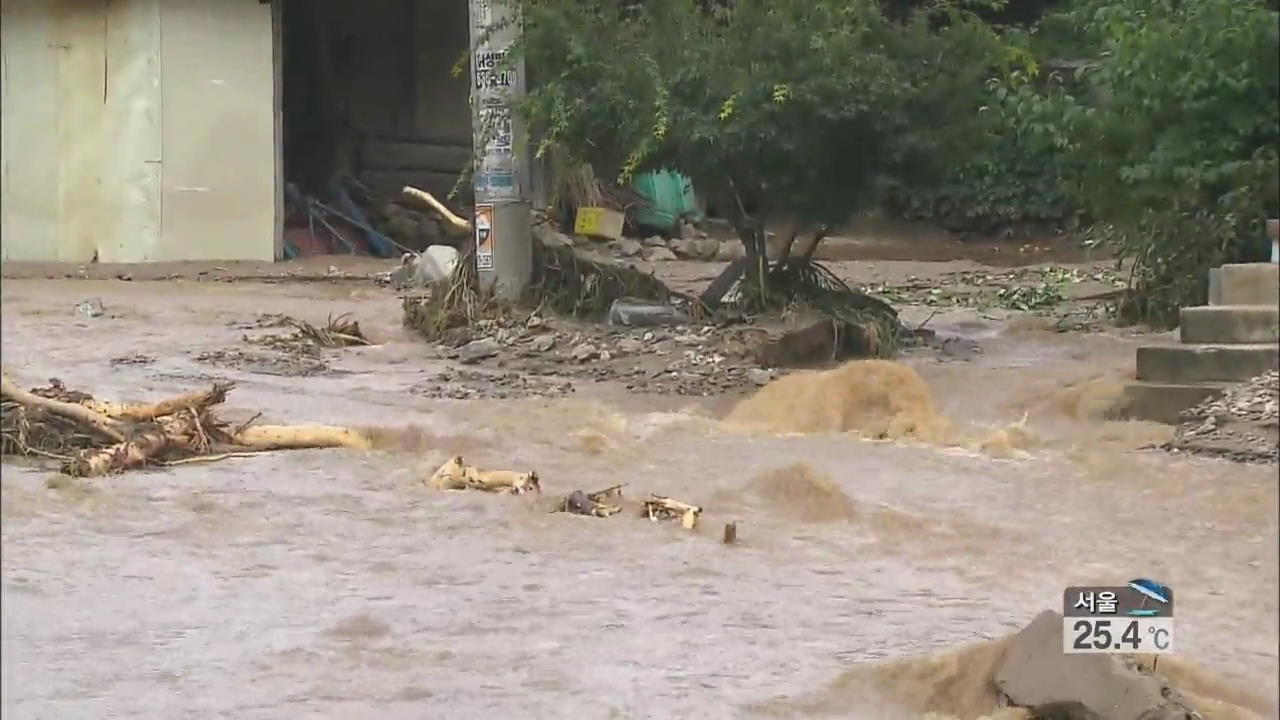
513, 0, 1005, 238
885, 64, 1085, 235
508, 0, 1277, 326
1051, 0, 1280, 325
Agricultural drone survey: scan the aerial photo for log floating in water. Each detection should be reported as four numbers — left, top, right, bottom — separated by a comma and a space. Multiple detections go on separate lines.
643, 494, 702, 530
232, 425, 372, 451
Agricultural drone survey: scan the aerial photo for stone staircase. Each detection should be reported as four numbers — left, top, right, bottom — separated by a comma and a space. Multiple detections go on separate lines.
1124, 263, 1279, 424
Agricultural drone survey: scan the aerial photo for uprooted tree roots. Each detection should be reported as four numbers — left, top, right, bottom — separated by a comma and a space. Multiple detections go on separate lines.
740, 259, 906, 358
401, 244, 493, 343
401, 223, 701, 343
530, 229, 682, 319
1, 375, 370, 477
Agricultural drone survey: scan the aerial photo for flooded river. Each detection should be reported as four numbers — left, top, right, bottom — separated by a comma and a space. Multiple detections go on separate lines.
2, 265, 1276, 719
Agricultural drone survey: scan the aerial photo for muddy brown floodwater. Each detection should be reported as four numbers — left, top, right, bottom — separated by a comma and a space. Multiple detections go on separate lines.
2, 259, 1276, 720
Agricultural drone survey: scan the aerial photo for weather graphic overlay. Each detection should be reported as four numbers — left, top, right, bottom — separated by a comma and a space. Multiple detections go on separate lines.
1062, 579, 1174, 654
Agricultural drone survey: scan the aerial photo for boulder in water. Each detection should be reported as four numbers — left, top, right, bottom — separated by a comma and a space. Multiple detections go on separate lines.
995, 610, 1201, 720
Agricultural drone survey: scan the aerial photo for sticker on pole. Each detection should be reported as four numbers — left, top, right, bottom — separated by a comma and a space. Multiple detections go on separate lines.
475, 204, 495, 270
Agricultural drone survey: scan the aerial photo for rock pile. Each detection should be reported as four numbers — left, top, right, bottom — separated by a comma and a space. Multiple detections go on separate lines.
435, 314, 770, 397
597, 232, 739, 263
1163, 370, 1279, 463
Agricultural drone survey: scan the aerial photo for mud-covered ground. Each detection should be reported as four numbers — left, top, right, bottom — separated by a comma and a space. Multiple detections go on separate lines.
2, 254, 1276, 719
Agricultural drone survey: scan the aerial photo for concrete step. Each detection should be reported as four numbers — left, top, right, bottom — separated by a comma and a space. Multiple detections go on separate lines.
1179, 305, 1279, 344
1136, 343, 1279, 383
1218, 263, 1279, 306
1208, 267, 1223, 305
1122, 381, 1231, 425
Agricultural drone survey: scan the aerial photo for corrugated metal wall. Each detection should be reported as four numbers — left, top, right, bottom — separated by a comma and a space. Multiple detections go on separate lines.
0, 0, 276, 263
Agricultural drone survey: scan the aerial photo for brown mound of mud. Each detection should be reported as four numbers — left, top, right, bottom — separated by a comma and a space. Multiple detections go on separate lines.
759, 621, 1271, 720
748, 463, 858, 523
977, 422, 1038, 459
1052, 378, 1127, 422
723, 360, 950, 442
1133, 656, 1276, 720
754, 635, 1022, 719
1003, 373, 1128, 423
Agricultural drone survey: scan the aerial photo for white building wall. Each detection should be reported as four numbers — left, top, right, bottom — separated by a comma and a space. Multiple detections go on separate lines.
0, 0, 276, 263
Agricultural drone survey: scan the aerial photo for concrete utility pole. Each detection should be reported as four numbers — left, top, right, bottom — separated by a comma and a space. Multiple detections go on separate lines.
468, 0, 533, 302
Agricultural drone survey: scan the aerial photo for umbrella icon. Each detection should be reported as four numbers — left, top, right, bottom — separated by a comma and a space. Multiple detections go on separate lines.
1127, 578, 1170, 616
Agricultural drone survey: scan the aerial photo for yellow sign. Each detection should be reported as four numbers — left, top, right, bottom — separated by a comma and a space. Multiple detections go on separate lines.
574, 206, 625, 241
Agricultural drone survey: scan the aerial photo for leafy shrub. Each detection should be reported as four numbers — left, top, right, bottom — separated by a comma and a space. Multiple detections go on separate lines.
884, 65, 1085, 236
513, 0, 1005, 303
1054, 0, 1280, 325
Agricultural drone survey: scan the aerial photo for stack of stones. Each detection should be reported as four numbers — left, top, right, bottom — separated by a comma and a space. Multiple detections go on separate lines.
1124, 261, 1279, 425
1163, 370, 1279, 463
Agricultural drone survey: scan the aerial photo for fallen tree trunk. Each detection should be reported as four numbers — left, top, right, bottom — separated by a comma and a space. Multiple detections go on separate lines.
62, 413, 200, 477
1, 375, 125, 443
85, 382, 234, 422
402, 186, 472, 233
1, 377, 371, 476
232, 425, 372, 451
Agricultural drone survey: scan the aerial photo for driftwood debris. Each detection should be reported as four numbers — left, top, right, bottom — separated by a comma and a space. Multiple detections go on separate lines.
643, 494, 703, 529
556, 485, 702, 531
426, 455, 541, 495
246, 313, 372, 352
1, 375, 370, 477
0, 376, 126, 444
560, 484, 624, 517
402, 186, 472, 233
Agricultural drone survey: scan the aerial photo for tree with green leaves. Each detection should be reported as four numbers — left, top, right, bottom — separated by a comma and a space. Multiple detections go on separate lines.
512, 0, 1006, 310
1047, 0, 1280, 325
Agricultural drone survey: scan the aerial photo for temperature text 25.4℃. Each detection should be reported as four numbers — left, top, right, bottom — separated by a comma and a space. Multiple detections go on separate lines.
1062, 579, 1174, 655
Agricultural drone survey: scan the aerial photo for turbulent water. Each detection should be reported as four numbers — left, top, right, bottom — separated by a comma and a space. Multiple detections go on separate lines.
2, 276, 1276, 719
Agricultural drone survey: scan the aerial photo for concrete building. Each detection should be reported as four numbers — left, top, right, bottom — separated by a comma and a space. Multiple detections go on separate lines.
0, 0, 473, 263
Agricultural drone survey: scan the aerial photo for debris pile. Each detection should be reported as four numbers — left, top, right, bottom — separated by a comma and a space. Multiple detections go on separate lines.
245, 313, 371, 353
426, 455, 541, 494
553, 483, 703, 529
402, 291, 975, 399
869, 266, 1124, 312
428, 462, 705, 531
283, 177, 399, 259
560, 484, 624, 517
194, 313, 373, 378
642, 494, 703, 529
410, 369, 575, 401
410, 310, 775, 397
0, 376, 369, 477
282, 178, 471, 260
1163, 370, 1279, 464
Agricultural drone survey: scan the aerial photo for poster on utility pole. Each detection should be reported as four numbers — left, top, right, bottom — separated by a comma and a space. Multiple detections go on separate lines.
475, 204, 495, 270
469, 0, 525, 204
